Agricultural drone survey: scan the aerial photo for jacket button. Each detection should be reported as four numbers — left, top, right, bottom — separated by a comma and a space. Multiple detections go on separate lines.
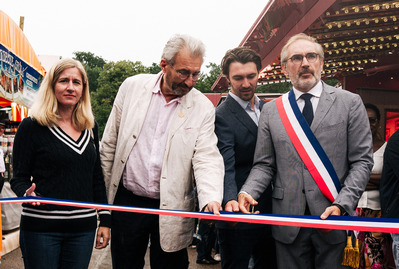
162, 203, 167, 206
121, 160, 125, 164
133, 135, 137, 139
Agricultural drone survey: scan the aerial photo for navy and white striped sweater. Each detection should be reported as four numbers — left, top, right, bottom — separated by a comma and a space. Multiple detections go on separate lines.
10, 117, 110, 232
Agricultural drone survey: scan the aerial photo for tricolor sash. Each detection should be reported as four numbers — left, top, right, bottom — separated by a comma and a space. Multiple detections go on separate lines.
275, 90, 341, 202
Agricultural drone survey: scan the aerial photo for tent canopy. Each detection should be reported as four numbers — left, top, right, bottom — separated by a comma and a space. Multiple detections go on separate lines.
0, 10, 44, 76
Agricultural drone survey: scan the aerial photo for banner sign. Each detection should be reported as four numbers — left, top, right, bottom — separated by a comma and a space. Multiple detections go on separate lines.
0, 43, 42, 108
1, 196, 399, 233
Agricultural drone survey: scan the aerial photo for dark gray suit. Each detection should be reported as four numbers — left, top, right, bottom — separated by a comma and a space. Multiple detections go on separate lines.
241, 83, 373, 268
215, 94, 276, 268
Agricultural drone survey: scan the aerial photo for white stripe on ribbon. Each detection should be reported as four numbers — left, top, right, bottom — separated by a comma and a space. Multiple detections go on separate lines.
281, 93, 339, 199
1, 197, 399, 233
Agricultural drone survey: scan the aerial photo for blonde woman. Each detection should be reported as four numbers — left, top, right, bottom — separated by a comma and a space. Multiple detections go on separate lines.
10, 59, 110, 269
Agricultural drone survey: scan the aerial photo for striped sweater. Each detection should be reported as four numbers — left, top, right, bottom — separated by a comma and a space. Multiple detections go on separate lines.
10, 117, 110, 232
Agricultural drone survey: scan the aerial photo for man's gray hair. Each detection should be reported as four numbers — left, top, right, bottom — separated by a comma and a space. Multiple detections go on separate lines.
280, 33, 324, 64
161, 34, 205, 66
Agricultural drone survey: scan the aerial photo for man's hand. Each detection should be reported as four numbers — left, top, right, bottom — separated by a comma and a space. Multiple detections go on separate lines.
95, 227, 111, 249
224, 200, 240, 227
238, 193, 258, 214
225, 200, 240, 212
320, 205, 341, 219
319, 205, 341, 234
204, 201, 222, 215
202, 201, 222, 226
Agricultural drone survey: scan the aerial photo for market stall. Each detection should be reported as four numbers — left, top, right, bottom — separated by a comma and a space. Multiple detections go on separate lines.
0, 9, 45, 248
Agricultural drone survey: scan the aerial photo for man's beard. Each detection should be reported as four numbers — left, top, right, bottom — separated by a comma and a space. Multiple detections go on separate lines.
171, 81, 193, 97
294, 68, 321, 91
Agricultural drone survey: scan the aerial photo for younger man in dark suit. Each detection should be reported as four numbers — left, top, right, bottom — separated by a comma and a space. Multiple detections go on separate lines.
215, 47, 276, 269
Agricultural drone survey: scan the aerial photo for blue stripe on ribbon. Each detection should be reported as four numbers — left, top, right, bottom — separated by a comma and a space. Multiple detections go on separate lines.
2, 197, 399, 233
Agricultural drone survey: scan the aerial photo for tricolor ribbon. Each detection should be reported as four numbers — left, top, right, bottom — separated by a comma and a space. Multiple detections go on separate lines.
276, 91, 341, 202
1, 197, 399, 233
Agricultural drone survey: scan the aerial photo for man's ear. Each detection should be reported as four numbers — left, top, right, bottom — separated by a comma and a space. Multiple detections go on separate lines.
160, 59, 168, 72
281, 63, 289, 77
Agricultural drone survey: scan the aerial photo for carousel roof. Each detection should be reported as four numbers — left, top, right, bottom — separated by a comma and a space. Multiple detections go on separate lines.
212, 0, 399, 91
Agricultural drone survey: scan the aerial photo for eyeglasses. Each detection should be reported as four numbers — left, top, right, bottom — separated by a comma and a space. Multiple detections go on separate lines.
169, 65, 201, 81
287, 52, 320, 65
369, 117, 378, 124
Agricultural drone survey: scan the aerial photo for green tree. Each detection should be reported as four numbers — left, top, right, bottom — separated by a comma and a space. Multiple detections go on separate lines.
91, 60, 148, 137
256, 82, 291, 93
73, 51, 106, 93
256, 77, 340, 93
73, 51, 106, 68
147, 62, 161, 74
195, 63, 221, 93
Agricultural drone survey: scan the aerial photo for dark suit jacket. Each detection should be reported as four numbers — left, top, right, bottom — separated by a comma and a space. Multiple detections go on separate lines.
215, 94, 272, 229
241, 82, 373, 244
380, 129, 399, 218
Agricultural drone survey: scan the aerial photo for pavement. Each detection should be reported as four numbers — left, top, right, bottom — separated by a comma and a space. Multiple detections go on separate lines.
0, 237, 221, 269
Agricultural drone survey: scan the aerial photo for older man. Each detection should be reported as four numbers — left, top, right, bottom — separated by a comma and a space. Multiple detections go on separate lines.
100, 34, 224, 269
238, 33, 373, 268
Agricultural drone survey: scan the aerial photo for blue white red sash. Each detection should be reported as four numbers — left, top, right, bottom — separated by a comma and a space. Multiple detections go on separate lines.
1, 196, 399, 233
275, 90, 341, 202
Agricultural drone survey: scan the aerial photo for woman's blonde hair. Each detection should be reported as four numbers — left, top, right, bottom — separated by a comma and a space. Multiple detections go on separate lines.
30, 58, 94, 130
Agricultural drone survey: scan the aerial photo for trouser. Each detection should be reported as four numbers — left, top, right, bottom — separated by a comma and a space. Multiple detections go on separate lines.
275, 227, 347, 269
218, 225, 276, 269
196, 221, 217, 260
111, 183, 189, 269
20, 229, 95, 269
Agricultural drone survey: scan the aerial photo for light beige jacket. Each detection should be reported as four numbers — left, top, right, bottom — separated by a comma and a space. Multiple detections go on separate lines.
100, 73, 224, 252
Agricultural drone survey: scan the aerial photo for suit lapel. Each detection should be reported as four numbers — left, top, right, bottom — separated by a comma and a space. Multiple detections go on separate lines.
312, 82, 335, 132
225, 95, 259, 137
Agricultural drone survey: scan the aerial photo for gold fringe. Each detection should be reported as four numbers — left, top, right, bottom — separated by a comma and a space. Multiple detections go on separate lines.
342, 236, 354, 267
352, 238, 360, 268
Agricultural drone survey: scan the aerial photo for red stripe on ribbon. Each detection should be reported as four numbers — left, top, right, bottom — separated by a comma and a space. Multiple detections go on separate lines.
1, 197, 399, 233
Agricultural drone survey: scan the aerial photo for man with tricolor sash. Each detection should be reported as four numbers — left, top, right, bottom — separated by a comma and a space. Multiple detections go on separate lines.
238, 33, 373, 268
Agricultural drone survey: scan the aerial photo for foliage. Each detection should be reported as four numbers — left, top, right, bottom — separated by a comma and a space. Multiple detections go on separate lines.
73, 51, 106, 68
256, 82, 291, 93
73, 51, 106, 93
91, 60, 148, 137
147, 62, 162, 74
256, 77, 340, 93
195, 63, 221, 93
324, 78, 340, 87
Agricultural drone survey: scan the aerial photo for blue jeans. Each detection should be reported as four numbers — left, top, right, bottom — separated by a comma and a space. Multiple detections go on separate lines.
20, 229, 96, 269
391, 233, 399, 268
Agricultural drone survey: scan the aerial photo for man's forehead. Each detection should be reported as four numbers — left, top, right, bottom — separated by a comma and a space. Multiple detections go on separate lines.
229, 62, 258, 75
287, 40, 317, 54
174, 50, 202, 69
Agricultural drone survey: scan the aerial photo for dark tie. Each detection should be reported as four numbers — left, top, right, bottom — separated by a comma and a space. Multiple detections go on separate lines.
301, 93, 313, 126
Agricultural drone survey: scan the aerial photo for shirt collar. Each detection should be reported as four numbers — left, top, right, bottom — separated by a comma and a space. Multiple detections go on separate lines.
228, 91, 260, 110
293, 80, 323, 101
